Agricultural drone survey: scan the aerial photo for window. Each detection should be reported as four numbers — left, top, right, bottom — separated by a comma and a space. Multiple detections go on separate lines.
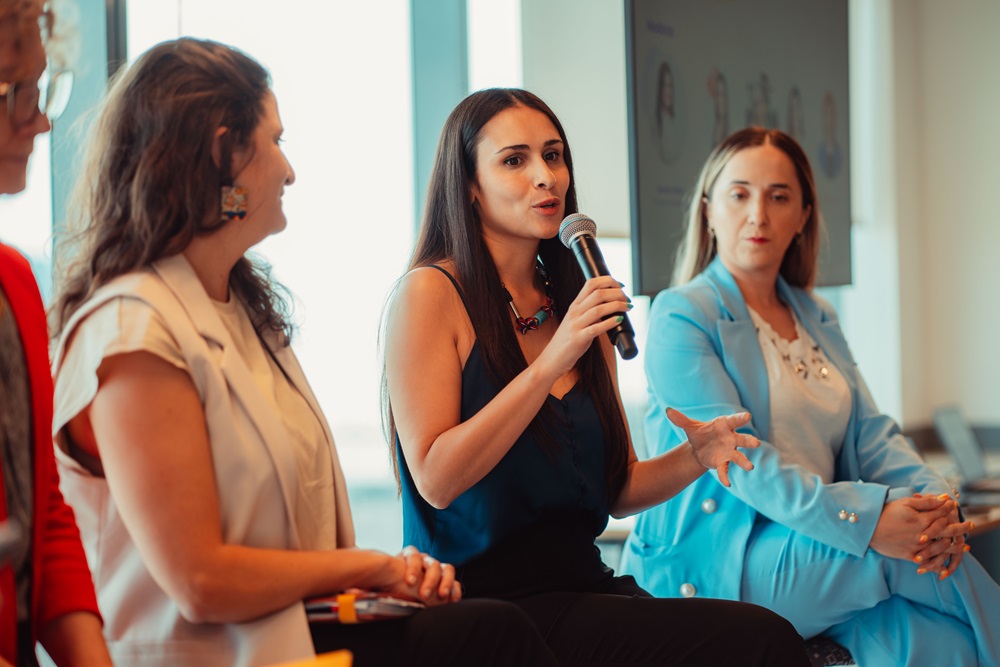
0, 134, 53, 300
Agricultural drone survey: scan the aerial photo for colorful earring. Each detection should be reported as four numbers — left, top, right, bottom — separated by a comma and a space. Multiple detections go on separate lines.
221, 185, 248, 222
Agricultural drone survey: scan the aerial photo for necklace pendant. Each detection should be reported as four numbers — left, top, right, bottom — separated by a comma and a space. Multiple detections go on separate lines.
504, 263, 556, 335
516, 316, 540, 335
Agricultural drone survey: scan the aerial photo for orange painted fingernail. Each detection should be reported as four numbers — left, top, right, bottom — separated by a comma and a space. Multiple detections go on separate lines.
937, 493, 950, 500
939, 570, 950, 580
970, 522, 975, 530
917, 568, 927, 575
964, 545, 971, 552
919, 535, 928, 544
913, 555, 923, 563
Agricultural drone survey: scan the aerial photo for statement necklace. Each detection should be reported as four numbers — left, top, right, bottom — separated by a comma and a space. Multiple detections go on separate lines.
750, 308, 831, 382
502, 264, 556, 335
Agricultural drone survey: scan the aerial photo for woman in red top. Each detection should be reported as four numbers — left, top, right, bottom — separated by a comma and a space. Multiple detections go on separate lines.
0, 1, 111, 664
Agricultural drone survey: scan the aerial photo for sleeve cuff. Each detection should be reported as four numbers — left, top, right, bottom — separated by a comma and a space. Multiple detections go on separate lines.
886, 486, 916, 502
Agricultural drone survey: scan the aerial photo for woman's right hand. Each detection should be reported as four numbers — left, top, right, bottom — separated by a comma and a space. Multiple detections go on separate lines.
537, 276, 630, 379
380, 546, 461, 607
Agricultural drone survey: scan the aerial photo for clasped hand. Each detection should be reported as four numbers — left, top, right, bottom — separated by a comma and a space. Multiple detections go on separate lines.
384, 545, 462, 606
870, 494, 973, 579
666, 407, 759, 487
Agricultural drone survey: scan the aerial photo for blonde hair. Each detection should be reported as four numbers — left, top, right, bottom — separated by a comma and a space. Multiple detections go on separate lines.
673, 126, 822, 288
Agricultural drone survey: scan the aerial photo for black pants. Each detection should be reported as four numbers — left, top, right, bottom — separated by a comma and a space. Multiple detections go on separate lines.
313, 515, 809, 666
311, 578, 808, 667
311, 598, 558, 666
455, 515, 810, 665
511, 574, 810, 666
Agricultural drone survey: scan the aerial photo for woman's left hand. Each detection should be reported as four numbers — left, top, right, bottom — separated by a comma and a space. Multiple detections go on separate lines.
666, 407, 759, 487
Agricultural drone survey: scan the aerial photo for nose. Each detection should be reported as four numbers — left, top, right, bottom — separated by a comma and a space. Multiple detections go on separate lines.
747, 194, 767, 226
534, 158, 555, 190
21, 109, 51, 137
284, 154, 296, 186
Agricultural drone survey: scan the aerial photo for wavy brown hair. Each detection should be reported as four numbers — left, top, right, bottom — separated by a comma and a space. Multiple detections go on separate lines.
382, 88, 630, 505
673, 126, 822, 288
53, 37, 292, 343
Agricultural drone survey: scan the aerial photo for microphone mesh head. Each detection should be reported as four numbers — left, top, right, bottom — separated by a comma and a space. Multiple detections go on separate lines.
559, 213, 597, 248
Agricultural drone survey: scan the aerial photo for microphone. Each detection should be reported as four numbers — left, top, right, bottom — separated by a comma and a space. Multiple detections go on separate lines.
559, 213, 638, 360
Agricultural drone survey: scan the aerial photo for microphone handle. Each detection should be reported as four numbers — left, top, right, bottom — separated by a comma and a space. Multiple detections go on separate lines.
570, 235, 638, 360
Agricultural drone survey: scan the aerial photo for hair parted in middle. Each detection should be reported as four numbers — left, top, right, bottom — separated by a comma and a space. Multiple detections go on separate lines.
382, 87, 630, 504
672, 126, 823, 288
53, 37, 292, 343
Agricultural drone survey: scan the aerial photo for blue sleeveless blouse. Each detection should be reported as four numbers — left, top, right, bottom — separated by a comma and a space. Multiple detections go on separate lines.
397, 271, 611, 575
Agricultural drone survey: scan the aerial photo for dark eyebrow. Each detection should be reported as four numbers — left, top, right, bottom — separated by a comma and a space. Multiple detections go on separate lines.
495, 139, 563, 155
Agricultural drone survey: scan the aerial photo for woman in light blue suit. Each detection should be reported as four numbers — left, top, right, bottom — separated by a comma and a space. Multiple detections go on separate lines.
620, 127, 1000, 666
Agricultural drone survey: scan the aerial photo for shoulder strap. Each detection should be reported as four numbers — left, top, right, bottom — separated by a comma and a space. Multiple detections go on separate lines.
427, 264, 470, 313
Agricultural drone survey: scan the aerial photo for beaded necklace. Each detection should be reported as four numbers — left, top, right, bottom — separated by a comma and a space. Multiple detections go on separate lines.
502, 264, 556, 335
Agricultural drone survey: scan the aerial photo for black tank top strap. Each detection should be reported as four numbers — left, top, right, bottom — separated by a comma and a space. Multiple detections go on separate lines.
427, 264, 471, 312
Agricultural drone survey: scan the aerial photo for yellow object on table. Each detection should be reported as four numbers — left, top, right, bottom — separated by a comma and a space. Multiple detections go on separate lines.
267, 649, 352, 666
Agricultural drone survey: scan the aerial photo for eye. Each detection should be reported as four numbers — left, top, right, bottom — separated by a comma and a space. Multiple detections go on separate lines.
503, 155, 524, 167
543, 149, 562, 162
771, 191, 790, 202
729, 190, 748, 201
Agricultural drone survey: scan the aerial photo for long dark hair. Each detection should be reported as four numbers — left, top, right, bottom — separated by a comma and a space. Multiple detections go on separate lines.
53, 37, 292, 343
383, 88, 629, 505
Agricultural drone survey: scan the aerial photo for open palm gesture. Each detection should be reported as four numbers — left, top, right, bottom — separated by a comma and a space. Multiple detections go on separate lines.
667, 408, 759, 486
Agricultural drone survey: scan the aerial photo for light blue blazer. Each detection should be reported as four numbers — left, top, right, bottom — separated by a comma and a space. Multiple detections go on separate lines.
621, 257, 949, 601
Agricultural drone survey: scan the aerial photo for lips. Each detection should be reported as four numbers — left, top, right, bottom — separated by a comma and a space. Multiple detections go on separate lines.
533, 197, 561, 212
746, 237, 770, 244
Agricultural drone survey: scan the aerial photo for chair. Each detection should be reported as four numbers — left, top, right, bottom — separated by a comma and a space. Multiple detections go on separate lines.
804, 636, 855, 666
